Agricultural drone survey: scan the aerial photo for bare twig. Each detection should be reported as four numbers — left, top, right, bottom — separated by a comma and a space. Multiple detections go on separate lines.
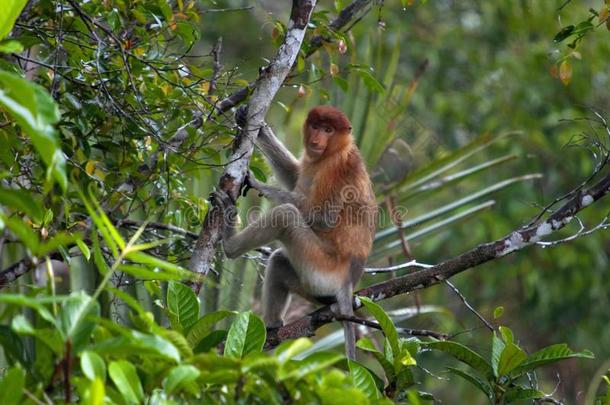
445, 279, 494, 331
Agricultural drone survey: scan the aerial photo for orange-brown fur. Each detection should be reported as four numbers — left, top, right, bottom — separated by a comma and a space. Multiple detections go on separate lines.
300, 106, 377, 266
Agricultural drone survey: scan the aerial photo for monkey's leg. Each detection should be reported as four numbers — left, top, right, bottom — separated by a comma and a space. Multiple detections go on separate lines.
262, 249, 303, 328
335, 285, 357, 360
223, 203, 309, 259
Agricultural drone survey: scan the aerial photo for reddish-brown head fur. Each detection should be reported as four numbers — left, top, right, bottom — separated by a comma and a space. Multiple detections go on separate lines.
303, 105, 352, 160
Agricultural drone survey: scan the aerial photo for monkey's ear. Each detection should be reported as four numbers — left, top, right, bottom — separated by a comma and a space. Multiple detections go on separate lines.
235, 106, 248, 128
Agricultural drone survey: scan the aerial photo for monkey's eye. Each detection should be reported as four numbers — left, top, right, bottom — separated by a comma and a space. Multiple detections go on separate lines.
324, 127, 333, 134
311, 124, 319, 130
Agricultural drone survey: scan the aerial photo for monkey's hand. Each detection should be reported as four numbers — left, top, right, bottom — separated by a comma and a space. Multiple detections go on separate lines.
210, 189, 238, 240
234, 105, 248, 128
243, 171, 265, 197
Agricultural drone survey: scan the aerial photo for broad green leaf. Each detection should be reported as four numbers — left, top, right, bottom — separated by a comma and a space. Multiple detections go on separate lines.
349, 360, 381, 398
81, 378, 105, 405
276, 337, 313, 363
497, 343, 527, 376
0, 366, 25, 405
511, 344, 594, 377
425, 341, 493, 378
504, 387, 545, 402
186, 310, 235, 348
224, 311, 266, 358
81, 350, 106, 382
0, 0, 28, 40
0, 187, 43, 223
447, 367, 493, 401
0, 71, 66, 190
163, 365, 200, 395
280, 351, 343, 380
491, 333, 505, 377
58, 292, 100, 352
357, 337, 395, 380
0, 214, 39, 253
360, 297, 399, 356
0, 294, 56, 323
108, 360, 144, 404
11, 315, 62, 353
0, 40, 24, 54
91, 331, 180, 362
167, 281, 199, 333
0, 325, 28, 366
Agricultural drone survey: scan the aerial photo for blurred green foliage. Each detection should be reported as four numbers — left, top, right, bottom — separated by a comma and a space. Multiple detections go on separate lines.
0, 0, 609, 403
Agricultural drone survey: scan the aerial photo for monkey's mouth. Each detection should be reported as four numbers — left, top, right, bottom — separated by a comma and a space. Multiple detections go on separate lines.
307, 146, 326, 156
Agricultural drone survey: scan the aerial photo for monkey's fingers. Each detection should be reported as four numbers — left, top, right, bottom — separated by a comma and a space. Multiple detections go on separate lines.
234, 105, 248, 128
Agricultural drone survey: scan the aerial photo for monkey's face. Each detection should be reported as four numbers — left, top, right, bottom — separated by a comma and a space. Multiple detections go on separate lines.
304, 122, 335, 159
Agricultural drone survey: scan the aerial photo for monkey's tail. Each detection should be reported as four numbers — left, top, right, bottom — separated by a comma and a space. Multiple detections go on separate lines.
343, 320, 357, 360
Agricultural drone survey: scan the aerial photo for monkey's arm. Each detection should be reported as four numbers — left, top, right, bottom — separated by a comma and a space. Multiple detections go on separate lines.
247, 173, 305, 208
257, 125, 300, 190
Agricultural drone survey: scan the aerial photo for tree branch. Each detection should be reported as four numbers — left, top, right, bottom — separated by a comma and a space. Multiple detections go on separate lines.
188, 0, 317, 290
265, 171, 610, 348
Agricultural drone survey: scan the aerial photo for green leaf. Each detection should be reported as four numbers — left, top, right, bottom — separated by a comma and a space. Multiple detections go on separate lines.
425, 341, 493, 378
280, 351, 344, 380
491, 333, 505, 377
167, 281, 199, 334
349, 360, 381, 398
356, 337, 395, 380
57, 292, 100, 351
0, 70, 66, 190
0, 214, 39, 253
76, 239, 91, 261
0, 187, 43, 223
0, 365, 25, 405
359, 297, 399, 357
186, 310, 235, 348
511, 344, 594, 377
81, 351, 106, 382
108, 360, 144, 404
0, 325, 28, 366
224, 311, 266, 358
493, 306, 504, 319
276, 337, 313, 363
497, 343, 527, 377
0, 39, 23, 53
447, 367, 493, 401
0, 0, 28, 41
504, 387, 545, 402
163, 365, 200, 395
91, 330, 181, 362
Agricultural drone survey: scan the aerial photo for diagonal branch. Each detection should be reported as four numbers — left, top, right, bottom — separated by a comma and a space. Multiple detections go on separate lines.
188, 0, 317, 289
265, 171, 610, 348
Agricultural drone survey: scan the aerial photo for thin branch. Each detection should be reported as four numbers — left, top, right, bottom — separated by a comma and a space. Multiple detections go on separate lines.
334, 314, 449, 340
445, 279, 494, 331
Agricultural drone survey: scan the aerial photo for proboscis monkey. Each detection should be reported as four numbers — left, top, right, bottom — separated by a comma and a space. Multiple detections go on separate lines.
215, 105, 377, 359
